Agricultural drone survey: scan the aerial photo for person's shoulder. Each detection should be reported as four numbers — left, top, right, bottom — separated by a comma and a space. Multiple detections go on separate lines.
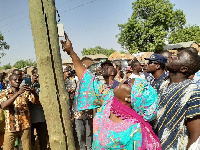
183, 81, 200, 98
188, 80, 200, 89
134, 78, 147, 84
113, 79, 120, 84
82, 69, 96, 80
129, 73, 134, 79
1, 88, 11, 94
65, 78, 72, 83
0, 90, 6, 96
0, 88, 11, 99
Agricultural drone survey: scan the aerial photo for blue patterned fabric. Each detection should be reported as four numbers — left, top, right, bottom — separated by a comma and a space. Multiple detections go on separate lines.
147, 72, 168, 95
0, 82, 5, 92
131, 78, 158, 121
74, 70, 158, 149
153, 79, 200, 149
193, 70, 200, 87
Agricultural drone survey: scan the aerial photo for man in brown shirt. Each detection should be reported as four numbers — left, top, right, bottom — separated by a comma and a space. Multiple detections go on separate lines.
0, 73, 39, 150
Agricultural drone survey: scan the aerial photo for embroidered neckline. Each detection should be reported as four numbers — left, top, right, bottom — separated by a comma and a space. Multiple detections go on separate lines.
110, 97, 135, 120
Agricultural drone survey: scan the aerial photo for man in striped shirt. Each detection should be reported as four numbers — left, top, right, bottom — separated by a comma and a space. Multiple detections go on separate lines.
153, 48, 200, 149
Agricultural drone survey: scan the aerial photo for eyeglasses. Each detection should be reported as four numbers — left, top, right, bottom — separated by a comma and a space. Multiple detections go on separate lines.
123, 80, 132, 88
147, 61, 159, 65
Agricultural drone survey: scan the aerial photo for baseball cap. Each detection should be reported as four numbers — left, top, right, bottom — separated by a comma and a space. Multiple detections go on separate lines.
144, 54, 167, 64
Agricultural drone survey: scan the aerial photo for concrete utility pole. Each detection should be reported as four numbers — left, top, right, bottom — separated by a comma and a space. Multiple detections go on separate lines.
29, 0, 75, 149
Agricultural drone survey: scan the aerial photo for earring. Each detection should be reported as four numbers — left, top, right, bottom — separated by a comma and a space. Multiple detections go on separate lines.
125, 97, 129, 102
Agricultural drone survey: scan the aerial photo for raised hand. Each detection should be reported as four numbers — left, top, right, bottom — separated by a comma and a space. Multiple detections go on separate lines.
18, 84, 31, 95
60, 32, 86, 80
60, 32, 73, 55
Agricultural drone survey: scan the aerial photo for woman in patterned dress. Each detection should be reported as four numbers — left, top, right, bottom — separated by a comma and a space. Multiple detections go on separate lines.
61, 34, 161, 150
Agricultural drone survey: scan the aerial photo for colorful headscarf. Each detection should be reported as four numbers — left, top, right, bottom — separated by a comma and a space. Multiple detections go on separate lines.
131, 78, 158, 121
112, 78, 160, 149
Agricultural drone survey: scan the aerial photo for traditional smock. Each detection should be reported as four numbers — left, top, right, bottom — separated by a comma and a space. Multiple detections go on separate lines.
74, 70, 160, 149
154, 79, 200, 149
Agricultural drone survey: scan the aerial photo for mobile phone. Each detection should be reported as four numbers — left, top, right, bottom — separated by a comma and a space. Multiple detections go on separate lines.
57, 23, 64, 37
25, 78, 31, 87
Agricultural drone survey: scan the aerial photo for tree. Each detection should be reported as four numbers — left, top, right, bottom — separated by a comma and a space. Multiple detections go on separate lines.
0, 33, 10, 58
29, 0, 75, 149
81, 46, 116, 57
120, 50, 127, 54
168, 25, 200, 44
117, 0, 186, 53
13, 59, 37, 69
0, 64, 12, 70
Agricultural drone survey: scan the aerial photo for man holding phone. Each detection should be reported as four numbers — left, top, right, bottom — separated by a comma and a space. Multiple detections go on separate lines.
0, 73, 39, 150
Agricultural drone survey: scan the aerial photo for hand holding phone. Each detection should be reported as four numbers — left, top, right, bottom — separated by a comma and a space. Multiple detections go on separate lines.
18, 84, 31, 95
25, 78, 32, 87
57, 23, 64, 37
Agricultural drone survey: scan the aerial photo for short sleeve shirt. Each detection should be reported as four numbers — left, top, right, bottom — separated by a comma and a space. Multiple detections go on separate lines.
0, 89, 35, 132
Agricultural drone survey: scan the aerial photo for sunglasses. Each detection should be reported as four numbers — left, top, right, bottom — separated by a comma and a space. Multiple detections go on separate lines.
147, 61, 159, 65
123, 80, 132, 88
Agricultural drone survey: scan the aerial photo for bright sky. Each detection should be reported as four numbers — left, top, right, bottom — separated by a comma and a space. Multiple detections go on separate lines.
0, 0, 200, 66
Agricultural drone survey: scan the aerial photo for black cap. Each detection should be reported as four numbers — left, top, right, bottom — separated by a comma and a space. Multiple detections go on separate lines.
144, 54, 167, 64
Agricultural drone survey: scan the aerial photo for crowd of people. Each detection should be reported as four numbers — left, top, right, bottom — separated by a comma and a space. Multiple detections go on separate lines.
60, 33, 200, 150
0, 35, 199, 150
0, 68, 49, 150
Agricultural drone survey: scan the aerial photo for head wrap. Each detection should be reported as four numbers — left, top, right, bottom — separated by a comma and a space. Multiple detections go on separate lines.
131, 78, 158, 121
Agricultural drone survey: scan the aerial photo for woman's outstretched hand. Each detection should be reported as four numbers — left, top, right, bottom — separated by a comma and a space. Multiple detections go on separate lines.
60, 32, 73, 55
60, 32, 86, 80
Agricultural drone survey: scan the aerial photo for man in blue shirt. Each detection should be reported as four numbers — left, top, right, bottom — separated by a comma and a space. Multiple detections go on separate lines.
145, 54, 168, 95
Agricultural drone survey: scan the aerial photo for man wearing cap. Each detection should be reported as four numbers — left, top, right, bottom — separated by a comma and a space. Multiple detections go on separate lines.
145, 54, 168, 94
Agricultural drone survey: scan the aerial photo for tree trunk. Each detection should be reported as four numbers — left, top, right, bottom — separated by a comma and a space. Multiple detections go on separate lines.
29, 0, 75, 149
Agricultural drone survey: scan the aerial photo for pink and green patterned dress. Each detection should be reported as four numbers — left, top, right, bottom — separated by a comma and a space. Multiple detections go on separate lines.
74, 70, 160, 149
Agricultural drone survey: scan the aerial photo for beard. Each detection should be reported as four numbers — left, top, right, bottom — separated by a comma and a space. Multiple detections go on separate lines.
166, 62, 182, 73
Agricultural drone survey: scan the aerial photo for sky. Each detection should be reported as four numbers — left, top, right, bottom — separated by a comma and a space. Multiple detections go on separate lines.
0, 0, 200, 66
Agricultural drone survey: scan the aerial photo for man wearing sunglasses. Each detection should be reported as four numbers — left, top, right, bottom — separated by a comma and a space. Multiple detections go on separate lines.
144, 54, 168, 94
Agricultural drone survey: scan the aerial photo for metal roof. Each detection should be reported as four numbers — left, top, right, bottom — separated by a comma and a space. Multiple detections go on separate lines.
163, 41, 198, 50
62, 54, 108, 64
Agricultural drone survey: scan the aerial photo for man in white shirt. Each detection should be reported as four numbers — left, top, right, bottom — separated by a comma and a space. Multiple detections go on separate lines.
129, 59, 145, 79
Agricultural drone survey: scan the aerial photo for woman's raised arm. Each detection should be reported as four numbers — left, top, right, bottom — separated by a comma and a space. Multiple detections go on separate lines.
60, 33, 86, 80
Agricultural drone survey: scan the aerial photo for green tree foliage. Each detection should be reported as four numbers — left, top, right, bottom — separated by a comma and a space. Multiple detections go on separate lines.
0, 64, 12, 70
117, 0, 186, 53
81, 46, 116, 57
168, 25, 200, 44
0, 33, 10, 58
13, 59, 37, 69
120, 50, 127, 54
